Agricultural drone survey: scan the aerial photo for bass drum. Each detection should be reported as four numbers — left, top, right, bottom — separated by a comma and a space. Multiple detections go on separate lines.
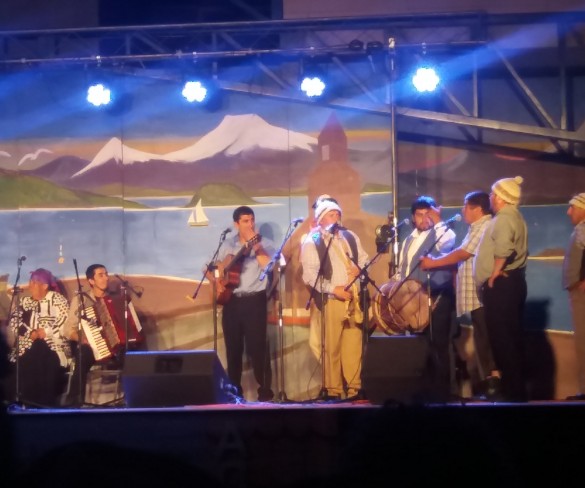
372, 279, 430, 335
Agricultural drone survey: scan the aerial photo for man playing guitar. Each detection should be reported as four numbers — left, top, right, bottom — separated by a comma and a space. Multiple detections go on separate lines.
211, 205, 275, 402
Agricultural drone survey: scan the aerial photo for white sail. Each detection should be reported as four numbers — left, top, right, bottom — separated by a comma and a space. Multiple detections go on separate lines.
188, 199, 209, 227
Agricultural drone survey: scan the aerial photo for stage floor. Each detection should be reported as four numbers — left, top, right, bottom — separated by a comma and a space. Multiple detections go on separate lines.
4, 398, 585, 487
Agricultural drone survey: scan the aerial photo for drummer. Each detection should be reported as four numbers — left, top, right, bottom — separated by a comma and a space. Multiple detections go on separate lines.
395, 196, 456, 401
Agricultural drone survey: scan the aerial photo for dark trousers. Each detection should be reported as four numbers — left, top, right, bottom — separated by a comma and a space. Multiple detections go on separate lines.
482, 268, 527, 401
6, 340, 67, 407
471, 306, 496, 379
425, 288, 456, 400
222, 292, 272, 399
67, 343, 96, 405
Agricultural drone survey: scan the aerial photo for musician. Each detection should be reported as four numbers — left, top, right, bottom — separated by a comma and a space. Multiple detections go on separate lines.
300, 198, 368, 399
6, 268, 71, 407
420, 191, 495, 396
397, 196, 456, 400
564, 193, 585, 400
474, 176, 528, 402
213, 206, 275, 402
64, 263, 134, 405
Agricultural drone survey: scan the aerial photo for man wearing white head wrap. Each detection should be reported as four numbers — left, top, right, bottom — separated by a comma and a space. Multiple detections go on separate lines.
474, 176, 528, 402
300, 196, 368, 399
564, 193, 585, 400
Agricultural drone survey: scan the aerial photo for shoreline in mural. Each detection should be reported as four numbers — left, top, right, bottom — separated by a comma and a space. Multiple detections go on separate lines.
0, 196, 574, 332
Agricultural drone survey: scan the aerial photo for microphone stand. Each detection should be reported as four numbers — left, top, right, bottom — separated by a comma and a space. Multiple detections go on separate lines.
306, 230, 336, 401
343, 252, 383, 399
7, 257, 24, 406
72, 258, 91, 407
192, 230, 229, 353
260, 219, 301, 403
114, 274, 143, 356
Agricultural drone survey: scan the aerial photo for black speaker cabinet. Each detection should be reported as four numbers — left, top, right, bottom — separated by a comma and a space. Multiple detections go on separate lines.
362, 336, 430, 405
122, 350, 231, 407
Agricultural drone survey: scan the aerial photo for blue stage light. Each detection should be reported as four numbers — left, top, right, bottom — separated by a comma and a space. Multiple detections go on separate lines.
412, 67, 440, 93
182, 81, 208, 103
300, 76, 326, 98
86, 83, 112, 107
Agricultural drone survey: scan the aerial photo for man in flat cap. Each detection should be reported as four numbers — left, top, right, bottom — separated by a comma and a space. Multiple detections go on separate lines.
564, 193, 585, 400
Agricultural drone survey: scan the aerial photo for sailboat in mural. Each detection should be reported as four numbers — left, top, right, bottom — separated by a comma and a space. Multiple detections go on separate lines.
188, 199, 209, 227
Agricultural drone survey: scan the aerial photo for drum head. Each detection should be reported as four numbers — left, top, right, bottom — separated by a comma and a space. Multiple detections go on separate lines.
373, 279, 430, 335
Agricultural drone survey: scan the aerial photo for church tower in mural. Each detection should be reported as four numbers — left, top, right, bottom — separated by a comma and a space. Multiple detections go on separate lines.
307, 113, 361, 216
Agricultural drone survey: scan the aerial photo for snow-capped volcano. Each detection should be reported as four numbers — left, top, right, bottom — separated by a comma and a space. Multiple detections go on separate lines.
164, 114, 317, 161
72, 137, 165, 177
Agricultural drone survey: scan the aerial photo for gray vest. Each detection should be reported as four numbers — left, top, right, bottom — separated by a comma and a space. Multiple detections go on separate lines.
403, 228, 453, 293
563, 226, 585, 289
311, 230, 358, 310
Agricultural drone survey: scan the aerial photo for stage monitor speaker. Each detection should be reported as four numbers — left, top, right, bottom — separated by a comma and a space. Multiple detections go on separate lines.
122, 350, 231, 407
362, 336, 430, 405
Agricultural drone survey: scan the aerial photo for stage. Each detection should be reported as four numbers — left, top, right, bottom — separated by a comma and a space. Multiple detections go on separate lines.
4, 398, 585, 487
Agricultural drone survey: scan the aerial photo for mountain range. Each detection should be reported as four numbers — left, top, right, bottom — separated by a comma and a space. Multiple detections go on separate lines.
16, 112, 585, 204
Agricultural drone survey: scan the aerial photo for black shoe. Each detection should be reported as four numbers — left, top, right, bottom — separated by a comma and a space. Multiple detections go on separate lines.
566, 393, 585, 401
257, 388, 274, 402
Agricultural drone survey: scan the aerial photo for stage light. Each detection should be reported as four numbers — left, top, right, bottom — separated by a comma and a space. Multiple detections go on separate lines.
87, 83, 112, 107
412, 67, 440, 93
182, 80, 208, 103
300, 76, 326, 98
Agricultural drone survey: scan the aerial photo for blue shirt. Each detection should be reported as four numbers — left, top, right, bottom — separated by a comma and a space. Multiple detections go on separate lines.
217, 233, 275, 294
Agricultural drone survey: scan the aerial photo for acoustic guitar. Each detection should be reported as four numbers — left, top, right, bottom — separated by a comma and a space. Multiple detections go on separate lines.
216, 234, 262, 305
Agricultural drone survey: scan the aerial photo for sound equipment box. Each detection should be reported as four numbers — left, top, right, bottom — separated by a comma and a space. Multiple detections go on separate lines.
122, 350, 231, 407
362, 335, 431, 405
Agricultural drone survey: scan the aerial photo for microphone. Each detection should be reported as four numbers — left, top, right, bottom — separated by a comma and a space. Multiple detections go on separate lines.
114, 274, 143, 298
439, 214, 462, 228
326, 222, 345, 234
221, 227, 232, 237
393, 218, 410, 229
17, 255, 26, 265
291, 217, 304, 225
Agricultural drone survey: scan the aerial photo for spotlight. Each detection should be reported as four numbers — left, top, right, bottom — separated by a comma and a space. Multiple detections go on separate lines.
182, 80, 208, 103
412, 67, 440, 93
300, 76, 326, 98
87, 83, 112, 107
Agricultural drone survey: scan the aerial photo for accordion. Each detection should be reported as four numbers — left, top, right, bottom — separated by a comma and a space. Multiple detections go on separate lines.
80, 294, 143, 362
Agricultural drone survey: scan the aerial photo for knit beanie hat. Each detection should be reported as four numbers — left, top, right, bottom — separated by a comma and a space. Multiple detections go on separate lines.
314, 199, 342, 224
569, 193, 585, 210
492, 176, 523, 205
312, 194, 333, 209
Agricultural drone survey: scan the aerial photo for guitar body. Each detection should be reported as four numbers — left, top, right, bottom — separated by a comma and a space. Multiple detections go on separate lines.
215, 234, 261, 305
216, 258, 243, 305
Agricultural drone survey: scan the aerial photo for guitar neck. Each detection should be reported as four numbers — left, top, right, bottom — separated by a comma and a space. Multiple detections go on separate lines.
224, 234, 261, 273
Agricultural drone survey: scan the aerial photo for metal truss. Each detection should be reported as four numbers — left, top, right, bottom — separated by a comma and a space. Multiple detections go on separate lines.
1, 11, 585, 159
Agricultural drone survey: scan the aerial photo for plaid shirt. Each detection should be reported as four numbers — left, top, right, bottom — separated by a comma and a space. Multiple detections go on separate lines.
457, 214, 491, 316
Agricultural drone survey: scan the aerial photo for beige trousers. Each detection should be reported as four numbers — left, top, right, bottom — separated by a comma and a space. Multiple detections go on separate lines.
309, 298, 363, 396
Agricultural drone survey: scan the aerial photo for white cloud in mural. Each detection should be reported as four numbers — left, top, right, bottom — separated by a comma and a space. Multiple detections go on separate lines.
0, 151, 10, 158
164, 114, 317, 162
72, 137, 164, 177
17, 148, 53, 166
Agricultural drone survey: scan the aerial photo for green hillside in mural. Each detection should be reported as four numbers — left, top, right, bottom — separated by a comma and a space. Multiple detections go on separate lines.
0, 170, 146, 209
185, 183, 258, 207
